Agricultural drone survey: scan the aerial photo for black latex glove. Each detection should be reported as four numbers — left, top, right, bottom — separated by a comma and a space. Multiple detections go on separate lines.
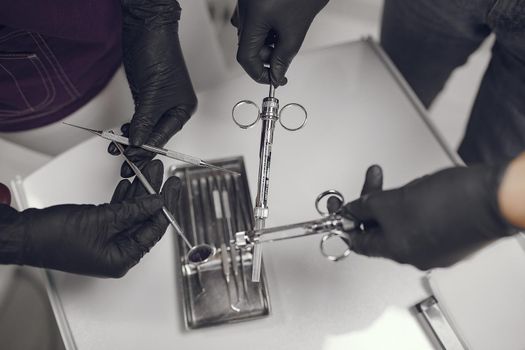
231, 0, 329, 86
109, 0, 197, 178
0, 160, 181, 278
341, 164, 516, 270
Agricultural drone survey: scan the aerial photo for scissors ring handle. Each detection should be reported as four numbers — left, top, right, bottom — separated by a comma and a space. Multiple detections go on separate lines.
320, 230, 351, 262
279, 103, 308, 131
232, 100, 260, 129
315, 189, 344, 216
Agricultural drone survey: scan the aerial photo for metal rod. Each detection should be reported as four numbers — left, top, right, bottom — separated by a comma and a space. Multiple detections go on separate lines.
185, 169, 198, 245
212, 182, 240, 312
221, 186, 244, 304
185, 170, 205, 294
235, 217, 355, 246
199, 177, 215, 245
231, 176, 251, 298
63, 122, 240, 176
191, 179, 206, 245
251, 219, 265, 282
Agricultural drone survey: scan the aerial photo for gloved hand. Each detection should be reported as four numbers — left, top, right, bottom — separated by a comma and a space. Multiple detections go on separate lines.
0, 160, 181, 278
231, 0, 329, 86
109, 0, 197, 178
341, 164, 517, 270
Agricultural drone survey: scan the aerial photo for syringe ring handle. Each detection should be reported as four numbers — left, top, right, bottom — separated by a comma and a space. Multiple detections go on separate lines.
232, 100, 260, 129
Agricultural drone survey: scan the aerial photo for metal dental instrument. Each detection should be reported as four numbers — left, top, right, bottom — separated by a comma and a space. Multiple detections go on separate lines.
232, 82, 308, 281
233, 190, 356, 262
212, 184, 241, 312
186, 171, 205, 295
111, 138, 216, 265
221, 185, 244, 303
64, 122, 240, 176
230, 175, 251, 298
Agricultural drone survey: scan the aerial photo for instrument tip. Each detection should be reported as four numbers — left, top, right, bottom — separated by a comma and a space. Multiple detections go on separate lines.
202, 162, 241, 176
62, 122, 99, 134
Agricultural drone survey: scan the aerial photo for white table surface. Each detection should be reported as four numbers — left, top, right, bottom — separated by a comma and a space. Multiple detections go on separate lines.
22, 40, 454, 349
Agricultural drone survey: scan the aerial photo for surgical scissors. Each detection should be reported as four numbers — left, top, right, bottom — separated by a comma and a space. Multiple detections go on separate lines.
232, 83, 308, 281
233, 190, 355, 265
111, 136, 216, 265
63, 122, 240, 176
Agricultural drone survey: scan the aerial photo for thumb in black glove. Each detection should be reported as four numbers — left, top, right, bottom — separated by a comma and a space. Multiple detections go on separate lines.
0, 160, 181, 278
342, 164, 516, 270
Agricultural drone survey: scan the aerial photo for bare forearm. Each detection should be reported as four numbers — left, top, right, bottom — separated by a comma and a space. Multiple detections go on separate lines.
498, 152, 525, 229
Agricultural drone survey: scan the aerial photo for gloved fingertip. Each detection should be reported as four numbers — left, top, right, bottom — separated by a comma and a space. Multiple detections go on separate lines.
121, 123, 130, 136
145, 158, 163, 171
142, 159, 164, 183
163, 175, 182, 192
121, 163, 134, 178
362, 164, 384, 195
162, 176, 182, 208
367, 164, 383, 179
327, 196, 343, 214
108, 143, 120, 156
230, 13, 239, 28
270, 70, 287, 88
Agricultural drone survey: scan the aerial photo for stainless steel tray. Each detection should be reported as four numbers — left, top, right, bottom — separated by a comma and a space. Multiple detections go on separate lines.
171, 157, 270, 329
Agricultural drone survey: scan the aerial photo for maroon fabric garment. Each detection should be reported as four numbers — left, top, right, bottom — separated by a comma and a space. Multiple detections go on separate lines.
0, 1, 122, 131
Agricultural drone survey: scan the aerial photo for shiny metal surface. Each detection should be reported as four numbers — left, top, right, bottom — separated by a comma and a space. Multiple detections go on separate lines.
171, 158, 270, 328
234, 190, 354, 263
63, 122, 239, 176
233, 84, 308, 282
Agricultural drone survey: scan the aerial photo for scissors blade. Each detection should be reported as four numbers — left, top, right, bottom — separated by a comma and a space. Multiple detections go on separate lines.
62, 122, 103, 136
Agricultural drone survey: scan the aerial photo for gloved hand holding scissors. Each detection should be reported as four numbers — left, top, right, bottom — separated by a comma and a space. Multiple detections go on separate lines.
338, 161, 522, 270
231, 0, 329, 86
108, 0, 197, 178
0, 161, 180, 278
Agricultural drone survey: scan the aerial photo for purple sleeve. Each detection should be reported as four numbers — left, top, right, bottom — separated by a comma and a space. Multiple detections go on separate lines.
0, 0, 121, 42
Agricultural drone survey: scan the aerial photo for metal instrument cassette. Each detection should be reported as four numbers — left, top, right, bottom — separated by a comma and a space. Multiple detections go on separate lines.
171, 157, 270, 329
